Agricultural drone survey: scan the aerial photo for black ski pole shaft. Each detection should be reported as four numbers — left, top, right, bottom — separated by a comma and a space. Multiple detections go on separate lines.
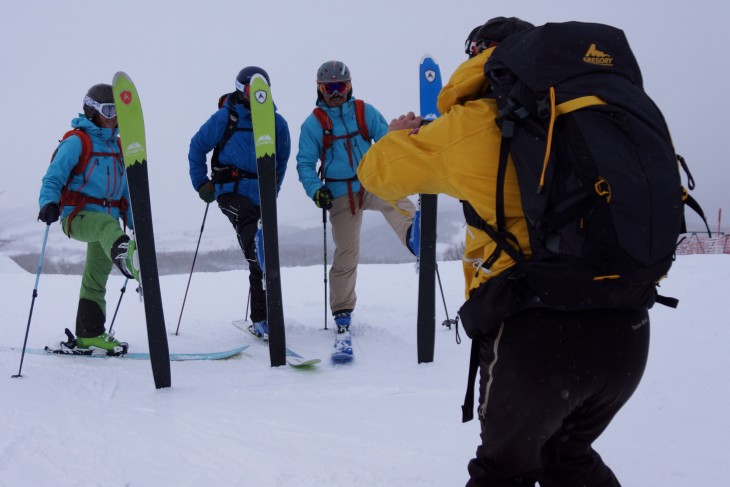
323, 207, 328, 330
108, 278, 129, 335
175, 204, 209, 335
12, 224, 51, 379
435, 264, 456, 329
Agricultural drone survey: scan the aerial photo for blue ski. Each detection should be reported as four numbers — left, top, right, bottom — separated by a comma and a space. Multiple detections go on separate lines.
26, 344, 249, 361
416, 55, 443, 364
232, 320, 320, 367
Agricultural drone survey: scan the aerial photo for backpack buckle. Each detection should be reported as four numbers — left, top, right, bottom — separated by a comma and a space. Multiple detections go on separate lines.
594, 177, 612, 202
536, 96, 550, 118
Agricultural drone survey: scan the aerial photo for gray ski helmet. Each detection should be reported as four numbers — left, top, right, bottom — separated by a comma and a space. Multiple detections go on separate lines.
317, 60, 351, 83
235, 66, 270, 92
83, 83, 114, 119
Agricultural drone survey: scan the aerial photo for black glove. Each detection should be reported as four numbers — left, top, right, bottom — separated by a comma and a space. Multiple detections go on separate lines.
197, 180, 215, 203
38, 202, 60, 224
314, 187, 333, 209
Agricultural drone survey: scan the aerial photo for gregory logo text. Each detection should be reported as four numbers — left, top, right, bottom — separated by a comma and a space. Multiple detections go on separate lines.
583, 43, 613, 66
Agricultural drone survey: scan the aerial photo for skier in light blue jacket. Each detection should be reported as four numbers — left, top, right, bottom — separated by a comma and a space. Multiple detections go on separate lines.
297, 60, 416, 358
38, 83, 136, 355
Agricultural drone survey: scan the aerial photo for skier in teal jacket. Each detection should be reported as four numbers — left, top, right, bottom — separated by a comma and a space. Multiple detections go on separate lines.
38, 82, 137, 355
296, 60, 416, 360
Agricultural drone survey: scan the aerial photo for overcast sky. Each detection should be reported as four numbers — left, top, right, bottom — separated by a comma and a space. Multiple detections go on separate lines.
1, 0, 727, 240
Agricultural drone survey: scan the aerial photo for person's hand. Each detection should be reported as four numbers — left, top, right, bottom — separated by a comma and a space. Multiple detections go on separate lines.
314, 186, 333, 209
38, 202, 60, 224
197, 180, 215, 203
388, 112, 423, 132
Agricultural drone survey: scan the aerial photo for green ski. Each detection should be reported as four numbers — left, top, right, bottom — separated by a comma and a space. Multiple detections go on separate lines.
112, 71, 171, 389
249, 73, 286, 367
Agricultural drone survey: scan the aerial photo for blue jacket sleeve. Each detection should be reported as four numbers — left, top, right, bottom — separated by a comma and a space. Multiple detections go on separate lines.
275, 113, 291, 193
188, 110, 227, 190
365, 103, 389, 143
39, 136, 82, 208
296, 115, 325, 199
123, 178, 134, 230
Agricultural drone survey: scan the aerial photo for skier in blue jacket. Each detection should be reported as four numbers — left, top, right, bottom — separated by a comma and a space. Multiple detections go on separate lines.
188, 66, 291, 341
297, 60, 416, 358
38, 83, 136, 355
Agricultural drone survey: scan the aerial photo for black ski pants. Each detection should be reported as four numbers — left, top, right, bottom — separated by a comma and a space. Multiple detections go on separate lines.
217, 193, 266, 323
466, 307, 650, 487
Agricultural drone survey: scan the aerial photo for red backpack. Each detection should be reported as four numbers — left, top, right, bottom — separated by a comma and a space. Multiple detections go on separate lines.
51, 129, 127, 235
312, 100, 371, 214
312, 99, 370, 168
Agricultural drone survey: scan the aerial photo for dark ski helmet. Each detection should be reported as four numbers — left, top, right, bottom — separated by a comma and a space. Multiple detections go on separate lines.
235, 66, 270, 92
464, 17, 534, 57
317, 60, 351, 83
82, 83, 115, 119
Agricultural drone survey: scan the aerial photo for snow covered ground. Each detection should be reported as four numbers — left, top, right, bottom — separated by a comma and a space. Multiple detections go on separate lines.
1, 252, 728, 486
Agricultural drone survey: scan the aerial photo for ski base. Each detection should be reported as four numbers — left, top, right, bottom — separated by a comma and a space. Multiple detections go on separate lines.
232, 320, 320, 367
30, 344, 249, 361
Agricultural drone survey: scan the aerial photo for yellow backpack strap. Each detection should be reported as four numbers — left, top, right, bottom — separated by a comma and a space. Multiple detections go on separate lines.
538, 93, 608, 192
555, 95, 606, 115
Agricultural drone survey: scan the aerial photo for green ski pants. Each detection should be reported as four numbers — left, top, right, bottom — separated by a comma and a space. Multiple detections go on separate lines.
61, 211, 126, 316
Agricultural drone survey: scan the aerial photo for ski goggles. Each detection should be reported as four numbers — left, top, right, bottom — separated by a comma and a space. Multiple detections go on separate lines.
84, 96, 117, 119
464, 38, 498, 58
235, 80, 252, 96
319, 81, 351, 96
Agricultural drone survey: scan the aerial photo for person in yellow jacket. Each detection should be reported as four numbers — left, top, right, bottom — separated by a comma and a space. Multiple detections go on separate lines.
358, 17, 651, 487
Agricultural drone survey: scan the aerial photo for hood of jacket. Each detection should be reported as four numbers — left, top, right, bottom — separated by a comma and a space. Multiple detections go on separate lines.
437, 48, 495, 115
70, 114, 119, 142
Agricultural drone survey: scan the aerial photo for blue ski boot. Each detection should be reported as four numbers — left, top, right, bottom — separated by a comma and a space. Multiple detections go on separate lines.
331, 311, 353, 364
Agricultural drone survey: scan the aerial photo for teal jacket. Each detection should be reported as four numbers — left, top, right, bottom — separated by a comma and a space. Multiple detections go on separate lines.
296, 97, 388, 200
39, 115, 133, 229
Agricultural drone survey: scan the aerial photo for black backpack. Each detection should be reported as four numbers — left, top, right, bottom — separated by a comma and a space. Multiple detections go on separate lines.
458, 22, 709, 340
210, 93, 256, 184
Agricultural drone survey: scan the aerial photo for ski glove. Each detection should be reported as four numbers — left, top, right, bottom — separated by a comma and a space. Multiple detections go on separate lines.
38, 202, 60, 224
314, 186, 333, 209
197, 180, 215, 204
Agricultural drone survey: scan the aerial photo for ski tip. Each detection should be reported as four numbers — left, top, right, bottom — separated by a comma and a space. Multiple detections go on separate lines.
250, 73, 270, 87
420, 54, 437, 64
112, 71, 131, 83
287, 358, 322, 368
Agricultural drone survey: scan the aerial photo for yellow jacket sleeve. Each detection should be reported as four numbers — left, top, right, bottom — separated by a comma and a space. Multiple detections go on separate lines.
358, 98, 530, 297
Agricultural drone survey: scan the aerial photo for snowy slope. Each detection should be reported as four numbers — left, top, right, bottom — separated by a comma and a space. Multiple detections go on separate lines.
1, 254, 728, 486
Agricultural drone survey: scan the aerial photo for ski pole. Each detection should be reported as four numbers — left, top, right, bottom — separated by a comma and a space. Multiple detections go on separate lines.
12, 224, 51, 379
435, 264, 457, 329
108, 278, 129, 335
175, 203, 209, 335
322, 207, 328, 330
244, 286, 251, 321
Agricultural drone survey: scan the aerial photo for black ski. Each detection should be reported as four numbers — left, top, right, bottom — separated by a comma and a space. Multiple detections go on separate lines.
416, 56, 442, 363
249, 73, 286, 367
113, 72, 171, 388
